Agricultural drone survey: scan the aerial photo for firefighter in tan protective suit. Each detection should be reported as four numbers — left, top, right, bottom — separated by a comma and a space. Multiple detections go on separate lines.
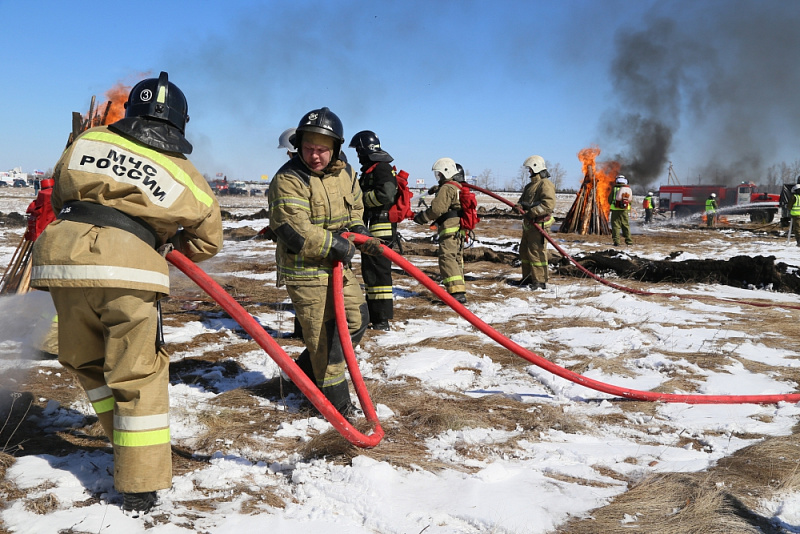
413, 157, 467, 303
268, 107, 378, 419
513, 155, 555, 290
30, 72, 223, 514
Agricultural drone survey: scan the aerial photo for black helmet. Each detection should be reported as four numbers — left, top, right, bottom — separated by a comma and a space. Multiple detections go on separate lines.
124, 71, 189, 133
295, 107, 344, 160
455, 163, 465, 182
296, 107, 343, 143
349, 130, 381, 153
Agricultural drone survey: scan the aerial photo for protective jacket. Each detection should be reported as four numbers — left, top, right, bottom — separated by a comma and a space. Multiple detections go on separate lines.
791, 194, 800, 217
416, 179, 465, 295
359, 160, 397, 240
517, 174, 556, 225
31, 125, 222, 295
419, 180, 461, 235
706, 198, 718, 212
517, 174, 555, 285
268, 156, 365, 287
609, 185, 632, 211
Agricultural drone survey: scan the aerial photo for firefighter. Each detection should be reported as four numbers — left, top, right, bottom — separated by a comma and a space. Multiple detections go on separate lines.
30, 72, 223, 514
608, 175, 633, 246
790, 184, 800, 246
274, 127, 305, 340
643, 191, 655, 224
278, 127, 297, 158
512, 155, 555, 289
349, 130, 397, 331
413, 157, 467, 303
705, 193, 718, 228
268, 107, 378, 418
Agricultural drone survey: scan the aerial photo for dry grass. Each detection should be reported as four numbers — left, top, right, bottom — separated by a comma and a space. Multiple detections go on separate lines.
2, 207, 800, 530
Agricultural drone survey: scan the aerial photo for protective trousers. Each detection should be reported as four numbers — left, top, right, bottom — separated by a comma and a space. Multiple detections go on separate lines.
50, 287, 171, 493
793, 215, 800, 246
362, 216, 395, 324
610, 210, 632, 245
288, 267, 368, 413
706, 212, 716, 228
520, 223, 548, 284
438, 228, 465, 294
361, 252, 393, 324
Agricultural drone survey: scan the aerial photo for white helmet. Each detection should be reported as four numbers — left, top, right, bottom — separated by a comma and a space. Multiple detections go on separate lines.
792, 184, 800, 192
710, 193, 717, 198
432, 157, 459, 180
647, 191, 654, 196
523, 155, 546, 174
278, 128, 297, 152
615, 175, 628, 185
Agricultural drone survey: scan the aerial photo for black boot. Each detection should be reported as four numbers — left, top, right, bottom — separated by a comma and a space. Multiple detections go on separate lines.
123, 491, 157, 514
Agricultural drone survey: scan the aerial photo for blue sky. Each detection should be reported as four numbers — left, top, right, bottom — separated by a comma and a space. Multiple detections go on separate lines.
1, 0, 798, 190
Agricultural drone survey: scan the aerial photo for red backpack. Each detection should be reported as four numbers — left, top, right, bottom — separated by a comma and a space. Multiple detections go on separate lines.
448, 181, 480, 230
388, 168, 414, 223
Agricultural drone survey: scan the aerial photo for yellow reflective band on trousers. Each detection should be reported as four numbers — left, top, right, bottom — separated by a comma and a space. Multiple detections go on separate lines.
366, 285, 393, 300
81, 131, 214, 208
442, 274, 464, 285
369, 222, 393, 238
438, 226, 461, 238
86, 385, 114, 414
114, 427, 171, 447
92, 397, 114, 414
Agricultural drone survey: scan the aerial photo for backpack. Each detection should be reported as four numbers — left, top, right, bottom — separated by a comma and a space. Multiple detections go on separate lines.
449, 181, 480, 230
615, 186, 632, 209
642, 197, 651, 210
388, 168, 414, 223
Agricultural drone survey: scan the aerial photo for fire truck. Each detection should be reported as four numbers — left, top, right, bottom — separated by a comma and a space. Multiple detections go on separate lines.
657, 182, 780, 223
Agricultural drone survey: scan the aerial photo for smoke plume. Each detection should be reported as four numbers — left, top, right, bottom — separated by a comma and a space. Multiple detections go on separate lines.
603, 2, 800, 187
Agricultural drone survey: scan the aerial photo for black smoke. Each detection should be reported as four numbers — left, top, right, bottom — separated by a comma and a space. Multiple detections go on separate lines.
603, 2, 800, 187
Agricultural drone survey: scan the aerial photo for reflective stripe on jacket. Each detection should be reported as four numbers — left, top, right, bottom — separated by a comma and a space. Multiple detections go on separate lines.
268, 157, 364, 286
30, 126, 222, 295
791, 194, 800, 217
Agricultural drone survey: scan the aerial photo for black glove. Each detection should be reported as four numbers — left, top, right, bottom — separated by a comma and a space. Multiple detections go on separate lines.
329, 234, 356, 263
258, 226, 278, 241
349, 224, 371, 236
427, 185, 440, 195
413, 211, 429, 225
359, 237, 383, 256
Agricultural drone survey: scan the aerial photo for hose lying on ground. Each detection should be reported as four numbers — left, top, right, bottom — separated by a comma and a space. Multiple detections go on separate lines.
465, 184, 800, 311
166, 249, 384, 448
347, 232, 800, 405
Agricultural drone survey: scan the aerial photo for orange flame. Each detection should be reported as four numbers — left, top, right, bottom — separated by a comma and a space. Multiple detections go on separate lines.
577, 146, 621, 214
83, 82, 130, 128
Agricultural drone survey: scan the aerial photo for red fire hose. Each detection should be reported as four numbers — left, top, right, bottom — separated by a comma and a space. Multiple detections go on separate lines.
166, 250, 384, 448
465, 184, 800, 311
347, 233, 800, 404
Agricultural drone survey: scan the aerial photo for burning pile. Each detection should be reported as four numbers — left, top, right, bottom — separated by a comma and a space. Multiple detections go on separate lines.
559, 147, 620, 235
66, 82, 129, 146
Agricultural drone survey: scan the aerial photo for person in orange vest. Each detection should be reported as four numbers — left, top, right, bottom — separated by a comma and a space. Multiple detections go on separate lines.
642, 191, 655, 224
